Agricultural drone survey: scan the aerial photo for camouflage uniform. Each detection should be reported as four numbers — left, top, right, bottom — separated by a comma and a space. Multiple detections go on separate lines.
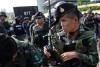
31, 23, 49, 66
47, 1, 99, 67
29, 12, 49, 67
0, 12, 11, 35
31, 22, 49, 48
50, 29, 98, 67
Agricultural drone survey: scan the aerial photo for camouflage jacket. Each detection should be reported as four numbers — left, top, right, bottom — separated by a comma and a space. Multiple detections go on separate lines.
51, 30, 99, 67
30, 22, 49, 48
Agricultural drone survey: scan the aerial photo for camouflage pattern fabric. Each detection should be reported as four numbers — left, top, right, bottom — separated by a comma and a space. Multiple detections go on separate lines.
51, 30, 99, 67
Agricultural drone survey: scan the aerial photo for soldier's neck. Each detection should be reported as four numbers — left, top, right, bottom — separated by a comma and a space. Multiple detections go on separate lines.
68, 31, 79, 40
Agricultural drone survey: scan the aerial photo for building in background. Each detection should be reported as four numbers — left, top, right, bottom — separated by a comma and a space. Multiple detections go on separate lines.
44, 0, 90, 6
37, 0, 46, 12
37, 0, 100, 14
43, 0, 91, 17
13, 6, 38, 21
90, 0, 100, 3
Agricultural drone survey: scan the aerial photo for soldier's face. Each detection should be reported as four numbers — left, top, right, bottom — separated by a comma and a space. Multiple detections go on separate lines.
59, 14, 79, 33
35, 16, 44, 25
0, 16, 6, 21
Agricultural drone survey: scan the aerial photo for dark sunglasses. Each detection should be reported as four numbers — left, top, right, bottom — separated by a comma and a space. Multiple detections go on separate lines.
35, 17, 42, 19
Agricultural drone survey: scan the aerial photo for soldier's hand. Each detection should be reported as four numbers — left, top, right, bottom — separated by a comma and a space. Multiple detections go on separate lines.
43, 46, 51, 58
60, 51, 79, 62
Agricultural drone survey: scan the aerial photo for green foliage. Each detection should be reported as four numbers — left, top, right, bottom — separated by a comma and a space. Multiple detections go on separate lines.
78, 6, 100, 11
44, 9, 48, 13
11, 15, 15, 21
77, 0, 82, 6
77, 0, 93, 6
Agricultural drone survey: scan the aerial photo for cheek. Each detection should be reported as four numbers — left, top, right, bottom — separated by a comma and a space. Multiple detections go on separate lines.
36, 19, 40, 22
65, 22, 72, 28
41, 19, 44, 22
65, 22, 74, 31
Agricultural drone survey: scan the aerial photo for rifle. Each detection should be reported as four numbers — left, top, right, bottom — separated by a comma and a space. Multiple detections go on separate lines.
46, 0, 53, 53
46, 0, 60, 60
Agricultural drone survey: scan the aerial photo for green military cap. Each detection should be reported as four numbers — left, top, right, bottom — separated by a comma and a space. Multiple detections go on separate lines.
34, 12, 45, 19
55, 1, 76, 19
54, 1, 76, 24
51, 1, 82, 26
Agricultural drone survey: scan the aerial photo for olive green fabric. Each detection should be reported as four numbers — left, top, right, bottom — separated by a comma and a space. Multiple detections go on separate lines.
51, 31, 99, 66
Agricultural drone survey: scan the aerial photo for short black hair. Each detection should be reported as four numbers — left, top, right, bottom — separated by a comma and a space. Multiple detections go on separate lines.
0, 33, 17, 64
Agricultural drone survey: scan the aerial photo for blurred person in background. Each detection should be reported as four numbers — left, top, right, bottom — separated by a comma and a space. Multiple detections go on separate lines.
30, 12, 49, 67
22, 17, 30, 35
0, 11, 11, 35
13, 17, 26, 40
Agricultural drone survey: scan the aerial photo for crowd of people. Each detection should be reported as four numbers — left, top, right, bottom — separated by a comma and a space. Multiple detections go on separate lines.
81, 7, 100, 39
0, 1, 99, 67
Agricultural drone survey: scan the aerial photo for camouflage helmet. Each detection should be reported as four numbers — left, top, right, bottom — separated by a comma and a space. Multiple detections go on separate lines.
0, 12, 7, 17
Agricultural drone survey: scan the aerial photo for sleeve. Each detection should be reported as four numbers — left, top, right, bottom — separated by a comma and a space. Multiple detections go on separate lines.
78, 37, 99, 66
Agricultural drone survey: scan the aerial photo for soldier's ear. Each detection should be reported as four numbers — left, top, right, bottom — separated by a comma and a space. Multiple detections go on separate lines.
74, 16, 78, 23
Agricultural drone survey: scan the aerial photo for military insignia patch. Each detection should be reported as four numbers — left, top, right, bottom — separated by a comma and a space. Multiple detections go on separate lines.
60, 7, 64, 13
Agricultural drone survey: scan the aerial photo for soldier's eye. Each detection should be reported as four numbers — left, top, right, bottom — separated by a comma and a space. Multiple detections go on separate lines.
60, 19, 66, 22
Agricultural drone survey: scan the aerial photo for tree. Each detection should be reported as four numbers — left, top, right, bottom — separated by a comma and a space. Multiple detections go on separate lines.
77, 0, 83, 6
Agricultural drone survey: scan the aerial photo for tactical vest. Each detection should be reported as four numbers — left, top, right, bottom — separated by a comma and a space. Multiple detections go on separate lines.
51, 31, 95, 67
31, 23, 49, 48
13, 23, 25, 35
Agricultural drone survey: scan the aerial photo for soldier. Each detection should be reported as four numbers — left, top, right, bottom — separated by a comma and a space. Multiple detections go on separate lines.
30, 12, 49, 47
0, 11, 11, 35
13, 17, 26, 40
30, 12, 49, 66
27, 15, 36, 42
0, 33, 42, 67
83, 9, 94, 30
83, 8, 100, 39
22, 17, 30, 34
44, 1, 99, 67
0, 33, 17, 67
